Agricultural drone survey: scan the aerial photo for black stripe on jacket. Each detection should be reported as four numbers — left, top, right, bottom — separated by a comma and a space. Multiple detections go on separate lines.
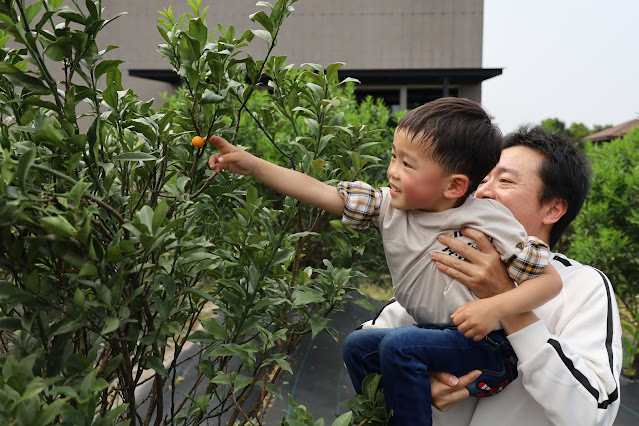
548, 257, 619, 409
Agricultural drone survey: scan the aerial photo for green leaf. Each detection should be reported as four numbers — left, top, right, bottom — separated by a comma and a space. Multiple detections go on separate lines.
246, 186, 258, 207
264, 382, 282, 399
292, 290, 323, 307
212, 372, 252, 392
147, 356, 169, 378
78, 263, 98, 277
41, 119, 64, 143
16, 148, 35, 190
188, 330, 218, 344
41, 216, 76, 239
95, 60, 124, 81
105, 354, 123, 377
69, 179, 91, 207
58, 11, 86, 25
248, 263, 260, 289
0, 62, 21, 74
309, 315, 329, 339
44, 36, 73, 61
51, 318, 86, 336
152, 200, 169, 232
85, 0, 99, 18
188, 17, 208, 48
256, 1, 275, 11
200, 317, 229, 340
113, 152, 158, 162
0, 317, 22, 331
331, 412, 353, 426
183, 287, 218, 304
138, 205, 154, 234
361, 373, 382, 400
103, 80, 119, 108
101, 317, 119, 335
24, 2, 43, 24
251, 29, 272, 44
201, 89, 224, 104
73, 288, 85, 309
0, 282, 34, 303
249, 11, 273, 33
272, 247, 294, 265
311, 158, 327, 170
326, 62, 345, 83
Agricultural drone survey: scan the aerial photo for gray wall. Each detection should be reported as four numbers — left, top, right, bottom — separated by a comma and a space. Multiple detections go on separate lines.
99, 0, 486, 104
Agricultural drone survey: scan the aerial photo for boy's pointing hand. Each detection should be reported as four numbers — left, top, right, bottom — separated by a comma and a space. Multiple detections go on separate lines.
208, 136, 254, 175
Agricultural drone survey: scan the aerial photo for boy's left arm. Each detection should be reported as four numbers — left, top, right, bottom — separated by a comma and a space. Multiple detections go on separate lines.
451, 264, 562, 340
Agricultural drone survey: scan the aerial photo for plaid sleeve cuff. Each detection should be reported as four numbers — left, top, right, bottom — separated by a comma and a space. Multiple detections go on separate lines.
337, 181, 382, 230
507, 236, 551, 283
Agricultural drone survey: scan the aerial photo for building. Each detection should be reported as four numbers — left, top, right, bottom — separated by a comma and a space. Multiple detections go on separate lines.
581, 119, 639, 143
100, 0, 501, 109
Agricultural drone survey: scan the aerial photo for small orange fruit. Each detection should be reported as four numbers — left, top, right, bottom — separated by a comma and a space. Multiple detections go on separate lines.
191, 136, 205, 148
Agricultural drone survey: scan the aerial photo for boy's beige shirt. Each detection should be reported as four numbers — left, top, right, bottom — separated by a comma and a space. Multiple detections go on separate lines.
378, 188, 529, 325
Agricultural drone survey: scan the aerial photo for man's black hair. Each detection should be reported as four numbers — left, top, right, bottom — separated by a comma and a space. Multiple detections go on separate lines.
503, 126, 591, 248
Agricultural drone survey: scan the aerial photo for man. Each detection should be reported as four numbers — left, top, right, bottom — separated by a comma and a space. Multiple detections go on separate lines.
367, 126, 622, 425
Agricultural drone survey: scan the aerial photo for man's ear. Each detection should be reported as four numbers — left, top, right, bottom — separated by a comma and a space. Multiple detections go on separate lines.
444, 174, 469, 199
542, 198, 568, 225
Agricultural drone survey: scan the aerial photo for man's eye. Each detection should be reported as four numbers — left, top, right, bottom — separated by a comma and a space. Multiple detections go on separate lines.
499, 178, 513, 184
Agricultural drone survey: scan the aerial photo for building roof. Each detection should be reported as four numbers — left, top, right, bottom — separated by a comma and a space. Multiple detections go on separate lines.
582, 119, 639, 142
129, 67, 503, 86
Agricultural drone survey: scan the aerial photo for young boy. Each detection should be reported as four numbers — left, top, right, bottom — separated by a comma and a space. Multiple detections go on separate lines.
208, 97, 562, 425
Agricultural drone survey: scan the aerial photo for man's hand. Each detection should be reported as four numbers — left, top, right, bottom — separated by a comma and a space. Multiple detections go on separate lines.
430, 228, 515, 299
451, 299, 502, 340
431, 370, 482, 412
208, 135, 255, 175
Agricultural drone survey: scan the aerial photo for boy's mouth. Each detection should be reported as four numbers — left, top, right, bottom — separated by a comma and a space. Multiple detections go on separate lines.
390, 183, 401, 193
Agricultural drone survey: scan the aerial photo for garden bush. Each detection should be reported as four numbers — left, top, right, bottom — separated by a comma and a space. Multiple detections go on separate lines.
0, 0, 388, 424
567, 126, 639, 375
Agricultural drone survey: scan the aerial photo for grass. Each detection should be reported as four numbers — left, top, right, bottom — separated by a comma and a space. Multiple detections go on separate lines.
356, 275, 394, 302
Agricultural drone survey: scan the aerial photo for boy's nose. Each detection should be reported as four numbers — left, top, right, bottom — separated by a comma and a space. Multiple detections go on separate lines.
387, 162, 398, 179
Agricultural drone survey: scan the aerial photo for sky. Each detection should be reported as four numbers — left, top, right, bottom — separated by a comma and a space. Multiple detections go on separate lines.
481, 0, 639, 134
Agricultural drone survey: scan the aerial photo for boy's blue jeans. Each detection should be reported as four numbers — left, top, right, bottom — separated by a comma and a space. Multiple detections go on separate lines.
342, 325, 518, 426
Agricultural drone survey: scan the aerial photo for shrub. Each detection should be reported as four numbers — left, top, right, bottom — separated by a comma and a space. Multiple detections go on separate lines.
566, 126, 639, 375
0, 0, 382, 424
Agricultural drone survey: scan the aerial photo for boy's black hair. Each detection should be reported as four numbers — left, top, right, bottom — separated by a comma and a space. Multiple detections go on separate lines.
503, 126, 591, 249
396, 97, 502, 199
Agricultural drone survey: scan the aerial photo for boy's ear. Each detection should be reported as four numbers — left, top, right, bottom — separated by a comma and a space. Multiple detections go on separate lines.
444, 174, 469, 199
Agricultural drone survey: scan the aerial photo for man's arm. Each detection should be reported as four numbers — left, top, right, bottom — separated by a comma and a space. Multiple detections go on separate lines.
208, 136, 344, 216
451, 264, 562, 340
502, 264, 621, 426
432, 229, 622, 425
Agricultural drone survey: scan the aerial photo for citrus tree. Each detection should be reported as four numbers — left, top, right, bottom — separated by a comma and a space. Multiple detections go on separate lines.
0, 0, 381, 424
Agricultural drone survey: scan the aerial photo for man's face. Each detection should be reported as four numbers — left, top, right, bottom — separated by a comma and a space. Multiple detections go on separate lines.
475, 146, 549, 239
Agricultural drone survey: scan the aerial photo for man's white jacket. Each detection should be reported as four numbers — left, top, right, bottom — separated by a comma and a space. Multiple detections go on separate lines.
362, 253, 622, 426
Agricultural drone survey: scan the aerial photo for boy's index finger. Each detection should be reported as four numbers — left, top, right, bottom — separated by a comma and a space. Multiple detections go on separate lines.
208, 135, 229, 149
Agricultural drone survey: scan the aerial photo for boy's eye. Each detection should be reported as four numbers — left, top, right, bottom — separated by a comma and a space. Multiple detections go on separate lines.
403, 161, 412, 168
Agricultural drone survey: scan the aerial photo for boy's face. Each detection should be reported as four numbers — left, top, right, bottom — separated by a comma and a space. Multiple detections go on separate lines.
387, 129, 453, 212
